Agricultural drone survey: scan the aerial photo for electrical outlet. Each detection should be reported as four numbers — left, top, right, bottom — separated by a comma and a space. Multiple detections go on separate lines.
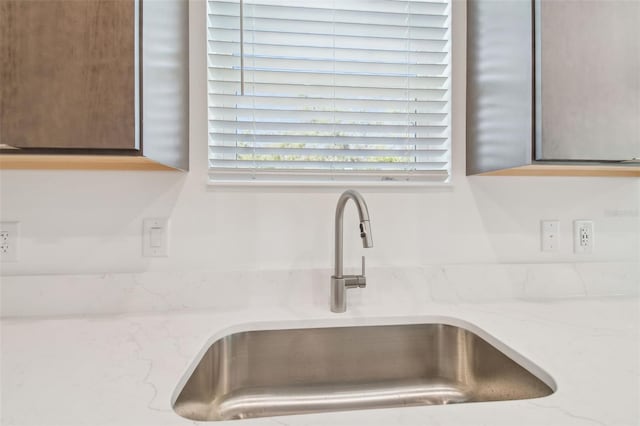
541, 220, 560, 252
574, 220, 594, 254
0, 222, 20, 262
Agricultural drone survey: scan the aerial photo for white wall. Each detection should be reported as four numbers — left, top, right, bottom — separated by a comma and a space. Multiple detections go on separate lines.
0, 0, 638, 277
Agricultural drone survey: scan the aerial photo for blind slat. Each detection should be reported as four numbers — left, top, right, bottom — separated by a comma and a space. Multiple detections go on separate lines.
209, 107, 448, 123
209, 94, 448, 113
209, 56, 448, 75
211, 159, 448, 170
208, 69, 448, 90
209, 121, 448, 136
209, 76, 448, 93
209, 1, 449, 22
208, 82, 448, 100
208, 15, 448, 34
212, 146, 448, 158
208, 40, 449, 61
209, 132, 449, 146
212, 144, 448, 152
209, 28, 448, 50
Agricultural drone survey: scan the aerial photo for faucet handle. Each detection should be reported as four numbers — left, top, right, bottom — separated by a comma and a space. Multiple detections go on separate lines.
343, 256, 367, 290
358, 256, 367, 288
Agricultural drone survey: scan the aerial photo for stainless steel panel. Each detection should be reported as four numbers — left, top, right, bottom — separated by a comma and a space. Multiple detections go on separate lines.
173, 323, 553, 421
535, 0, 640, 161
466, 0, 533, 175
142, 0, 189, 170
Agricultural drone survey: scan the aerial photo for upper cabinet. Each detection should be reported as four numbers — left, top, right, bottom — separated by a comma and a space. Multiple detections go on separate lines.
467, 0, 640, 176
535, 0, 639, 162
1, 0, 137, 151
0, 0, 189, 170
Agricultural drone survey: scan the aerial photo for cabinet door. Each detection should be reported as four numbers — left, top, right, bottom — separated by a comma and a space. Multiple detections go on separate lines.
536, 0, 640, 161
1, 0, 136, 150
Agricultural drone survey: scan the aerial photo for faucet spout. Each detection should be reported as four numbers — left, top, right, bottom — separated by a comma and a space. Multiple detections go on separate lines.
331, 189, 373, 313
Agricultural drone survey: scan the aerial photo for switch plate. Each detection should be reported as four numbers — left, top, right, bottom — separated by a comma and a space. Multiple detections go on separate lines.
574, 220, 594, 254
0, 221, 20, 262
143, 218, 169, 257
541, 220, 560, 252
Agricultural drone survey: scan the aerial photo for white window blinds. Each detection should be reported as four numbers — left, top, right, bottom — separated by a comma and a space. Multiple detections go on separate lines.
208, 0, 451, 184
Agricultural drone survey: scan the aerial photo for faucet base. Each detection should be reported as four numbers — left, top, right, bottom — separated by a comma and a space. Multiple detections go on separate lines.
330, 277, 347, 313
330, 275, 366, 313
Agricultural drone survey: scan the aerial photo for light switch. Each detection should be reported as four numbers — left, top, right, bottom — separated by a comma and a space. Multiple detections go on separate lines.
143, 218, 169, 257
541, 220, 560, 252
150, 227, 163, 248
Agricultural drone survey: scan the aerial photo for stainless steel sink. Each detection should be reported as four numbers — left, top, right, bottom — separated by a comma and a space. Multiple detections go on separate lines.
173, 323, 554, 421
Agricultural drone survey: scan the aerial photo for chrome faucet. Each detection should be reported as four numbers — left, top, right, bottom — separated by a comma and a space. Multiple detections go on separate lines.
331, 190, 373, 313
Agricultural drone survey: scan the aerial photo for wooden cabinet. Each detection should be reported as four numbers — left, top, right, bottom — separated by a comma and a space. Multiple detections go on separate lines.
1, 0, 137, 150
0, 0, 188, 170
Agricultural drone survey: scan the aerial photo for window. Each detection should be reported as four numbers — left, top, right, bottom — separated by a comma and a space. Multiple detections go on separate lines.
207, 0, 451, 184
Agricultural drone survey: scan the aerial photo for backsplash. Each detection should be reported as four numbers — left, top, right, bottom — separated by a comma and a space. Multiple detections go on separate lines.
2, 263, 637, 318
1, 168, 638, 276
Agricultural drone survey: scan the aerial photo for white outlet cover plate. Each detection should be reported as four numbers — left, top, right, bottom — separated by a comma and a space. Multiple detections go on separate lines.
574, 220, 594, 254
0, 221, 20, 262
143, 218, 169, 257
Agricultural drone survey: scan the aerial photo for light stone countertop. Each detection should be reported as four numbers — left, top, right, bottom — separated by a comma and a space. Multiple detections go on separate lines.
2, 295, 639, 426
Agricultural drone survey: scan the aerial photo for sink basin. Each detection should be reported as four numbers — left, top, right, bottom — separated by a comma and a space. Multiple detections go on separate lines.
173, 322, 554, 421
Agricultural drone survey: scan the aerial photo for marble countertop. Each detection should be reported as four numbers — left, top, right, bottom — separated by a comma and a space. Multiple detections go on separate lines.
2, 295, 639, 426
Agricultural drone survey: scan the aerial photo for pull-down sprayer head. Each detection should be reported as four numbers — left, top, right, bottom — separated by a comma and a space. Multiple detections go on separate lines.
359, 220, 373, 248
